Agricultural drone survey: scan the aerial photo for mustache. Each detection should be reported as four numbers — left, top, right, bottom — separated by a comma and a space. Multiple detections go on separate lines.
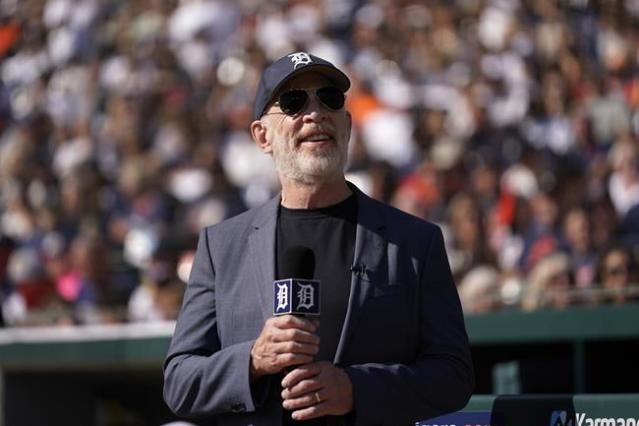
296, 125, 336, 141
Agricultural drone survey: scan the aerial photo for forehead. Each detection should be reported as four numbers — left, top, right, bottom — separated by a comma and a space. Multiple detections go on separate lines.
278, 72, 334, 93
606, 251, 628, 264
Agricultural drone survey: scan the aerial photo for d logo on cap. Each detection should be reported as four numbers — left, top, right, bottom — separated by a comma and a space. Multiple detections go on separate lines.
288, 52, 313, 69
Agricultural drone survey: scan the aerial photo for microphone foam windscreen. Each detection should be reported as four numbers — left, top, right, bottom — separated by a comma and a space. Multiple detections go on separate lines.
280, 246, 315, 279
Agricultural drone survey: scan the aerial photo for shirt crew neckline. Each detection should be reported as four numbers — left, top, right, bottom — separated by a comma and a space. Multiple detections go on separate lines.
279, 193, 356, 219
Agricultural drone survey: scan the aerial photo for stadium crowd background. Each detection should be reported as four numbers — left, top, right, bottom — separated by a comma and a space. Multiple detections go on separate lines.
0, 0, 638, 327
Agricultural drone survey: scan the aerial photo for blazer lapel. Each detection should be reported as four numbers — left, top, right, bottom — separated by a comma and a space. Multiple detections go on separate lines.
334, 187, 387, 364
247, 195, 280, 321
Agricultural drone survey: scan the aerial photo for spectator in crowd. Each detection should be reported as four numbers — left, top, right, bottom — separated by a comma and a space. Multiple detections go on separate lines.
446, 192, 495, 283
522, 253, 574, 311
607, 138, 639, 218
519, 191, 561, 272
458, 265, 502, 314
128, 237, 187, 322
559, 206, 597, 290
3, 247, 62, 325
595, 246, 638, 304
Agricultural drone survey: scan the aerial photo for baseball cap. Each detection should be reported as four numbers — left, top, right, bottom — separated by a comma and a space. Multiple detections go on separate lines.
253, 52, 351, 120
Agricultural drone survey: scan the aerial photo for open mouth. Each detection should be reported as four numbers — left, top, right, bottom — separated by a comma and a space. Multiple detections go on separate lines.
299, 133, 334, 144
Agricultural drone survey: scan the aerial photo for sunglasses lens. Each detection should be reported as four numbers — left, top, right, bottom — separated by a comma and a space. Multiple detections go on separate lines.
317, 87, 345, 110
279, 90, 308, 115
276, 87, 345, 115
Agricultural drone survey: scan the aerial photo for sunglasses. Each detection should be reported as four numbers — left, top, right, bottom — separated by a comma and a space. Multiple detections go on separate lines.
605, 265, 628, 277
272, 86, 345, 116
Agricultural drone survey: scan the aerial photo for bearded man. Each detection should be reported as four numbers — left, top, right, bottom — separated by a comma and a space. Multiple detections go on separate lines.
163, 52, 473, 426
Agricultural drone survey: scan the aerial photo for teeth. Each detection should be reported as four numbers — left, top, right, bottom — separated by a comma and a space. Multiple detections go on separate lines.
305, 134, 330, 141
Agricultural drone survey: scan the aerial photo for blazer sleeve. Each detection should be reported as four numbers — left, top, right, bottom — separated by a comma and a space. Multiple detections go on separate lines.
163, 229, 263, 417
343, 226, 474, 425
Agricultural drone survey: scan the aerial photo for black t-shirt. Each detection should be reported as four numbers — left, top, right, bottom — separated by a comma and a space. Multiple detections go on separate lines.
276, 193, 357, 361
277, 193, 357, 425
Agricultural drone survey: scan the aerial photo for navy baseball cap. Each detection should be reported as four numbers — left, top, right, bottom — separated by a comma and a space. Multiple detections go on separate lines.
253, 52, 351, 120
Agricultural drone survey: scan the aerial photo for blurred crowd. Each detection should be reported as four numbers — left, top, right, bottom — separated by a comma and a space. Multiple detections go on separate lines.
1, 0, 639, 327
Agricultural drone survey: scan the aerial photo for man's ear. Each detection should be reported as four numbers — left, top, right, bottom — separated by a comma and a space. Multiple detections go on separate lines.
345, 110, 353, 142
250, 119, 272, 153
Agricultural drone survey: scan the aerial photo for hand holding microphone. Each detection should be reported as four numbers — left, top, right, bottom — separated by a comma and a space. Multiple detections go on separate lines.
249, 246, 353, 420
249, 246, 320, 381
267, 247, 353, 421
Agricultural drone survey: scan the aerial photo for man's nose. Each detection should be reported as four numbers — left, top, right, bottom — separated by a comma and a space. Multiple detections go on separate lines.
302, 95, 327, 122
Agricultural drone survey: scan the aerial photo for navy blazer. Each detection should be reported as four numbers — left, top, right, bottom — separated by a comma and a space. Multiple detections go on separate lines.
163, 184, 474, 425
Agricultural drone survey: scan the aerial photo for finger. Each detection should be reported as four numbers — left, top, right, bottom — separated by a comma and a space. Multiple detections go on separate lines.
258, 328, 318, 349
276, 353, 316, 370
273, 341, 319, 357
291, 402, 327, 421
272, 328, 320, 345
273, 315, 319, 332
282, 389, 324, 410
281, 378, 321, 399
281, 363, 322, 388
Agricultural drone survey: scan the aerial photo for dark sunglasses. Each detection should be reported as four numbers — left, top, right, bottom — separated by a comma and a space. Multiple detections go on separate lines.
273, 86, 345, 116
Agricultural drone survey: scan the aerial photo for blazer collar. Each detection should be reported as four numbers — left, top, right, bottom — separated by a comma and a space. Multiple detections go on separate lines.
247, 194, 280, 321
334, 182, 387, 364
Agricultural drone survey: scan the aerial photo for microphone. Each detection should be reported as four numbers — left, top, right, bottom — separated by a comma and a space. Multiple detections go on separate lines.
273, 246, 320, 317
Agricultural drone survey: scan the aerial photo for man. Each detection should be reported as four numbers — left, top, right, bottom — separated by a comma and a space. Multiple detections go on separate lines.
163, 52, 474, 425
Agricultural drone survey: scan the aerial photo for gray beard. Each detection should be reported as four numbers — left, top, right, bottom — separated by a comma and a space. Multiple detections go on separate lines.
274, 147, 346, 185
